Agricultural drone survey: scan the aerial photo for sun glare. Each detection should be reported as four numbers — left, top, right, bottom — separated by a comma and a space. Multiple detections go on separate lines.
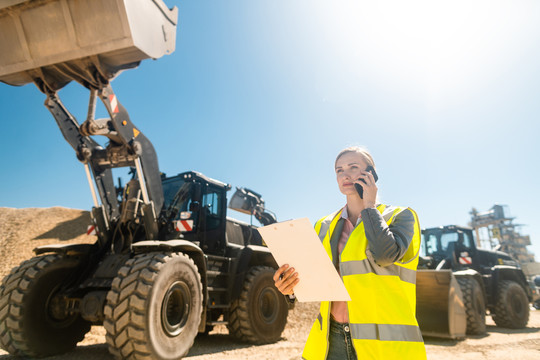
310, 0, 534, 108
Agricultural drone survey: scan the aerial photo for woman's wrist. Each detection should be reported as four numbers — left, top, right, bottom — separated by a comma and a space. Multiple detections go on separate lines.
364, 201, 376, 209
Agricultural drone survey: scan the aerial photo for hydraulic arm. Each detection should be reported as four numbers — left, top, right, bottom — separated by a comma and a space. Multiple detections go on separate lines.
43, 84, 164, 247
0, 0, 178, 249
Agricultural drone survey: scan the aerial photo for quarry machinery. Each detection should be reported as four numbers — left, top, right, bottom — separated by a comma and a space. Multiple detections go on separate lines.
417, 225, 531, 338
0, 1, 288, 359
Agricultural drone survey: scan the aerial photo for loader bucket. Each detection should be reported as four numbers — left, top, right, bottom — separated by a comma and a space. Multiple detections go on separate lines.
0, 0, 178, 91
416, 269, 467, 339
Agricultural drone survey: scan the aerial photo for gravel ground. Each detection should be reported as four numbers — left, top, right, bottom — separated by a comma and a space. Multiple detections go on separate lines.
1, 207, 539, 359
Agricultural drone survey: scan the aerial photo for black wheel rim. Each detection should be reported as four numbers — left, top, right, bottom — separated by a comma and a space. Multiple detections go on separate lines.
258, 288, 278, 323
161, 281, 191, 337
44, 276, 77, 328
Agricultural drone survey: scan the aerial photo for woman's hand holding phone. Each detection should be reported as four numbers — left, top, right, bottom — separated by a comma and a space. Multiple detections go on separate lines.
354, 166, 378, 209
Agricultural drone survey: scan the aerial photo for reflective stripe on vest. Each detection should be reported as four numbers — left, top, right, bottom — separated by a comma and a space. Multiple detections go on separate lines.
341, 259, 417, 284
315, 209, 340, 242
350, 323, 424, 342
313, 316, 422, 342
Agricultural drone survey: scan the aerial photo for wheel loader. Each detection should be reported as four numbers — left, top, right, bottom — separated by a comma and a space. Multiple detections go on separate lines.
416, 225, 532, 339
0, 1, 289, 358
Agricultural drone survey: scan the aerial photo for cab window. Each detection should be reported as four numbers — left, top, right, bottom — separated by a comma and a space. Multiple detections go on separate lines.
202, 188, 222, 229
423, 234, 438, 256
440, 232, 458, 252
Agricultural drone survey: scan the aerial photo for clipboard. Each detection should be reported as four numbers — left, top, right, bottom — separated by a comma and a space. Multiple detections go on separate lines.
257, 218, 351, 302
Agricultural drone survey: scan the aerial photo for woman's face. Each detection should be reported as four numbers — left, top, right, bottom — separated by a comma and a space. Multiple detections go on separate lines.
335, 152, 369, 196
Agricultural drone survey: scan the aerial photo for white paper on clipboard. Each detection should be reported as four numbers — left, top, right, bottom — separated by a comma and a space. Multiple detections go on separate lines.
257, 218, 351, 302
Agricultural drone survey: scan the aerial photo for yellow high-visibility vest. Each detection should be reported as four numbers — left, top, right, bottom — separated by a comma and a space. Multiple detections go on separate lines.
302, 204, 426, 360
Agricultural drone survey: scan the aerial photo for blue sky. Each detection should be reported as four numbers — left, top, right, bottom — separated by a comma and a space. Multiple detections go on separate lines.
1, 0, 539, 260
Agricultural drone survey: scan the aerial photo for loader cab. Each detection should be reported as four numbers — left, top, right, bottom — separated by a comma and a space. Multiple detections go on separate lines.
421, 226, 477, 270
161, 171, 230, 255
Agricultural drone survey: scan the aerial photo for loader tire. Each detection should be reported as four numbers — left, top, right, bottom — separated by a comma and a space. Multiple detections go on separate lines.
457, 277, 486, 335
492, 280, 529, 329
0, 282, 17, 354
0, 255, 91, 357
104, 252, 203, 360
228, 266, 288, 344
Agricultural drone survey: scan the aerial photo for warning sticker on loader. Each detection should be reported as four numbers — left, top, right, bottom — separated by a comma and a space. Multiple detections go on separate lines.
175, 220, 193, 232
459, 252, 472, 265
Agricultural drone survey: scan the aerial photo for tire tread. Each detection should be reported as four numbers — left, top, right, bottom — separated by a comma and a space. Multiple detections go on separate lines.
0, 255, 90, 356
104, 252, 202, 360
457, 277, 486, 335
492, 280, 529, 329
228, 266, 287, 344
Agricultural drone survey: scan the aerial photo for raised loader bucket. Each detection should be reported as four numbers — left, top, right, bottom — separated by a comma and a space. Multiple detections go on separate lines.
416, 269, 467, 339
0, 0, 177, 91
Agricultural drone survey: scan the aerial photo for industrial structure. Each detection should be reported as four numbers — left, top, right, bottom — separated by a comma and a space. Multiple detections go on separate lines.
469, 205, 535, 263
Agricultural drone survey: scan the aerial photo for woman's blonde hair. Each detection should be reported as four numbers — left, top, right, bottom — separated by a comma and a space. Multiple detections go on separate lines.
335, 146, 376, 170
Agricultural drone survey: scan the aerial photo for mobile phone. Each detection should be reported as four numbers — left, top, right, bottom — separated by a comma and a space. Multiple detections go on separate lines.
354, 165, 378, 199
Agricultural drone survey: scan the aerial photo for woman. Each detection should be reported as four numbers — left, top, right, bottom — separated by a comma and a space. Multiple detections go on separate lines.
273, 146, 426, 360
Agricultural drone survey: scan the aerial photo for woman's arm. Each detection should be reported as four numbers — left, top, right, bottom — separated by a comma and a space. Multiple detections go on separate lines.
361, 207, 415, 267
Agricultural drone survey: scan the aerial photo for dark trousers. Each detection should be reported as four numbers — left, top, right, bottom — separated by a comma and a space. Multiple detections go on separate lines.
327, 318, 357, 360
